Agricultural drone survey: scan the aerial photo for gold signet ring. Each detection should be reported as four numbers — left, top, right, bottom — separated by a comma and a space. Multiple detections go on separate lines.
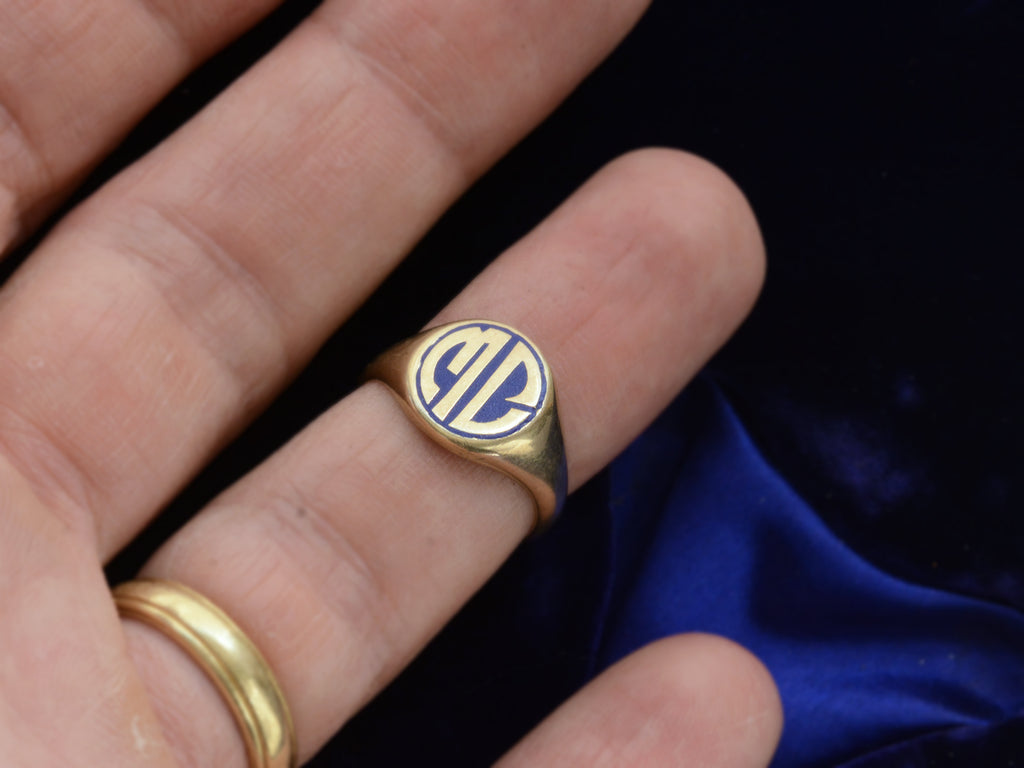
113, 579, 297, 768
365, 320, 567, 530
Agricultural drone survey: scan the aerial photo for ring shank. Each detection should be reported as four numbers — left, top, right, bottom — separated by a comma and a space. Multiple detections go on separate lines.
365, 320, 567, 530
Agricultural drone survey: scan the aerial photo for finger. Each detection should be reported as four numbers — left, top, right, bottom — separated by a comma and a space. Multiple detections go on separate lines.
496, 635, 782, 768
0, 458, 180, 767
0, 0, 289, 248
0, 0, 651, 558
121, 149, 767, 766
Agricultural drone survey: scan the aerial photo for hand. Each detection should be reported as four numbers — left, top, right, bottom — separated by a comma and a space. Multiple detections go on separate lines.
0, 1, 781, 765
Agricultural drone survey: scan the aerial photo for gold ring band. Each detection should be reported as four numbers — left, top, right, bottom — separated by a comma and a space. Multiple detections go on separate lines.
366, 319, 567, 529
114, 579, 297, 768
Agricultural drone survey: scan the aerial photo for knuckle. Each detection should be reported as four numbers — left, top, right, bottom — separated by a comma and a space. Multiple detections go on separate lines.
97, 197, 294, 408
307, 9, 470, 175
258, 484, 405, 679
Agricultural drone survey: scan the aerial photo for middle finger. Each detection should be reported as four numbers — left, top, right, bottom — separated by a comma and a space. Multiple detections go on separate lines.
0, 0, 650, 558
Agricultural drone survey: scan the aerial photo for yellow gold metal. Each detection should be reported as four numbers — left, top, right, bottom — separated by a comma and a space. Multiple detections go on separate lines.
113, 579, 297, 768
365, 319, 567, 530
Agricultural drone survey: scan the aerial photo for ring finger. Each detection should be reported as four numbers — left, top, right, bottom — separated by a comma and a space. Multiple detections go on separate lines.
120, 148, 766, 767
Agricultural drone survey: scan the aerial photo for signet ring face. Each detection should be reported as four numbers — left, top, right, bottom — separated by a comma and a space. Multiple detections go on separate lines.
365, 320, 567, 530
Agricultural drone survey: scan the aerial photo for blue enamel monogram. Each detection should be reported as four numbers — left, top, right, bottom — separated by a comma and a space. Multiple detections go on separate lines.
415, 322, 547, 439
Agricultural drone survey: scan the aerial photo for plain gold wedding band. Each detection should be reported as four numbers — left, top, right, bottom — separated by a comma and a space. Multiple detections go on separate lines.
113, 579, 297, 768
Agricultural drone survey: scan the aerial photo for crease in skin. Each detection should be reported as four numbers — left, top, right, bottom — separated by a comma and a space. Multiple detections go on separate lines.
0, 397, 99, 548
110, 197, 295, 401
315, 12, 467, 172
133, 0, 197, 56
0, 77, 59, 253
0, 183, 16, 252
0, 99, 29, 250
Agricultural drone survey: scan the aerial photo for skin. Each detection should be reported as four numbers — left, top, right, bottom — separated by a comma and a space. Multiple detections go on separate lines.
0, 1, 783, 766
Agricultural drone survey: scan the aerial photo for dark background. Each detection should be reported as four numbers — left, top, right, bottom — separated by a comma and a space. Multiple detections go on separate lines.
86, 0, 1024, 764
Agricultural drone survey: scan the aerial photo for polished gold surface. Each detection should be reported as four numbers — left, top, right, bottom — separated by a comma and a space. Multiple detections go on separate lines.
366, 320, 567, 529
113, 579, 297, 768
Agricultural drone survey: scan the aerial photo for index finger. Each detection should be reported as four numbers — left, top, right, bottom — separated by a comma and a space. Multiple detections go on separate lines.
0, 0, 289, 250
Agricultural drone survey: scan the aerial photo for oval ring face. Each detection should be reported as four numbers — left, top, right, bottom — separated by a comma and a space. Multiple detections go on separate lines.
415, 322, 547, 439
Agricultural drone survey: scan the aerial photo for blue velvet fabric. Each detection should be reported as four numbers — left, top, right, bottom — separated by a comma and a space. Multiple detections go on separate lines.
318, 377, 1024, 766
604, 378, 1024, 766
